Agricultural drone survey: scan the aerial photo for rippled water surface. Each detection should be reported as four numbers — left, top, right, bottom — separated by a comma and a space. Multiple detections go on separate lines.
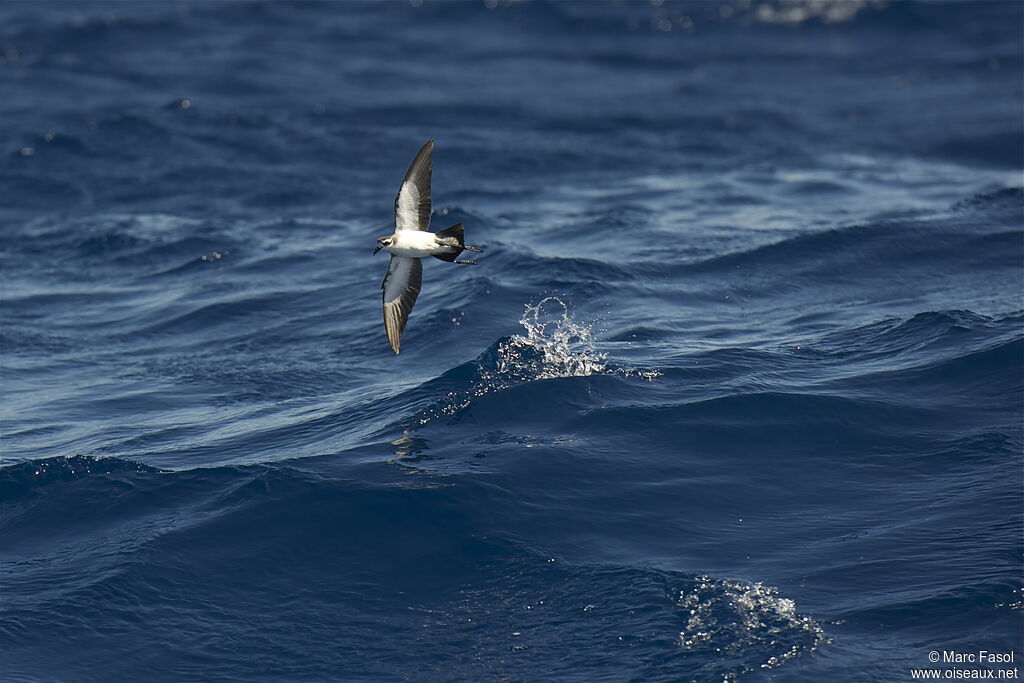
2, 2, 1022, 681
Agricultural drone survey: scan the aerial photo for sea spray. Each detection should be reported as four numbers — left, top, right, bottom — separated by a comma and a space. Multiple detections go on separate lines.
484, 297, 608, 384
405, 297, 655, 429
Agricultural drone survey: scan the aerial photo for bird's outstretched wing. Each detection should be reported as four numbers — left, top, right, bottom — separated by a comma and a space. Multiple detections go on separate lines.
394, 139, 433, 232
381, 256, 422, 354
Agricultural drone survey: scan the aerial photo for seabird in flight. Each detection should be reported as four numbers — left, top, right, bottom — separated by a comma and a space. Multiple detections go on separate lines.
374, 139, 483, 354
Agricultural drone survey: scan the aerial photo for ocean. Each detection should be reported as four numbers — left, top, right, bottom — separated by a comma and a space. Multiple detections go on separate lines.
1, 1, 1021, 681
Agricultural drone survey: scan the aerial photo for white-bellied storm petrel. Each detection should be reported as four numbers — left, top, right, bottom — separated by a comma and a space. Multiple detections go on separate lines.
374, 139, 483, 354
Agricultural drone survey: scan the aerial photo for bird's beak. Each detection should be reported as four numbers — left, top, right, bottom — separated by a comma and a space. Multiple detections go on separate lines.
373, 245, 382, 255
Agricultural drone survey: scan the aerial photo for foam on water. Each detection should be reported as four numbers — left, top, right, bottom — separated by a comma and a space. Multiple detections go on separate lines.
676, 576, 830, 679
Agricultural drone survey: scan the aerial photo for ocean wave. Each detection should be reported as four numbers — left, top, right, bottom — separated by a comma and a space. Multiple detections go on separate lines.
397, 297, 657, 430
0, 457, 827, 681
807, 310, 1021, 357
680, 216, 1006, 281
0, 455, 159, 501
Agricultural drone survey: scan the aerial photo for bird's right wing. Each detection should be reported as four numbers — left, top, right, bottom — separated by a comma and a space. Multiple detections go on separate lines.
381, 256, 423, 354
394, 139, 433, 232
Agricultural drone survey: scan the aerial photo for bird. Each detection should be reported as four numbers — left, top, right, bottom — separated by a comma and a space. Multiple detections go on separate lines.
374, 139, 483, 354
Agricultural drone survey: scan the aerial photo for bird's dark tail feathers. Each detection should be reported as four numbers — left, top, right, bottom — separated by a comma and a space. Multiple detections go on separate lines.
433, 223, 484, 265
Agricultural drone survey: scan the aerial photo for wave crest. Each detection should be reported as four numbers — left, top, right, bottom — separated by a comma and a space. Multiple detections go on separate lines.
401, 297, 657, 432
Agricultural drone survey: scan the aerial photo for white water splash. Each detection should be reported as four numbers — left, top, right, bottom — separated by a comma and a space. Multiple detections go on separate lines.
408, 297, 657, 428
487, 297, 608, 383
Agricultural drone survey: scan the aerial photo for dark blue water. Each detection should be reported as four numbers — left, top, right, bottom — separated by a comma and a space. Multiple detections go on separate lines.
2, 1, 1022, 680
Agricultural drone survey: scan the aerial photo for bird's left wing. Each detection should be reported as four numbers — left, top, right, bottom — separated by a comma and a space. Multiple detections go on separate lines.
381, 256, 423, 354
394, 139, 433, 232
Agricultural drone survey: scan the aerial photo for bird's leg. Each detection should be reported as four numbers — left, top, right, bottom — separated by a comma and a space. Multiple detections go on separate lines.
454, 259, 477, 265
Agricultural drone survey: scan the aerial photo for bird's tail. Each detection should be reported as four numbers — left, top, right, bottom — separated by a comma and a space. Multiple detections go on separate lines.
433, 223, 484, 264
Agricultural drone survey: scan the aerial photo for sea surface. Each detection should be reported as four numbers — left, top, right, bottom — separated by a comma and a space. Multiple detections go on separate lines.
1, 1, 1022, 681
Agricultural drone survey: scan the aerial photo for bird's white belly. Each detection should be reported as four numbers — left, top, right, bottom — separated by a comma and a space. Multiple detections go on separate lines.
385, 230, 442, 258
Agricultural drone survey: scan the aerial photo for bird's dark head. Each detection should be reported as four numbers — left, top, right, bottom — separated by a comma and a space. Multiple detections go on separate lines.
374, 235, 393, 255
